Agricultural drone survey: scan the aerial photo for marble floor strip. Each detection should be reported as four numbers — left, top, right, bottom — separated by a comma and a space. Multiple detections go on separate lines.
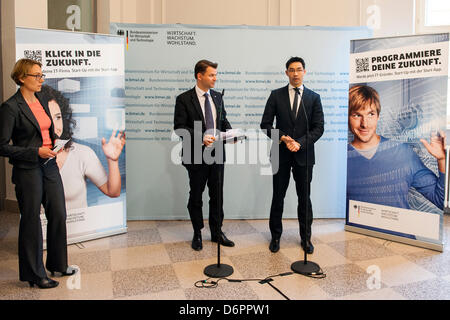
1, 211, 449, 300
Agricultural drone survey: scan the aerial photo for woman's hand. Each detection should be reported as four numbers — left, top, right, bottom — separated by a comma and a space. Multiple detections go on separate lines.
102, 130, 126, 161
38, 147, 57, 159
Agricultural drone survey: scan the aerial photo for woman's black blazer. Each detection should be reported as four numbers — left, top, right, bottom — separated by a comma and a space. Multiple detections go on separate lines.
0, 89, 57, 169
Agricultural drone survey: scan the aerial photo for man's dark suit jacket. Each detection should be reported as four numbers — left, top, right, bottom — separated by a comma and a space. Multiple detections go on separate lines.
260, 85, 324, 166
0, 89, 57, 169
174, 87, 232, 169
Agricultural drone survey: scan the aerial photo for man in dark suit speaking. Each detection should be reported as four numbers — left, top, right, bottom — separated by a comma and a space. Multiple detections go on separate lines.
174, 59, 234, 251
260, 57, 324, 254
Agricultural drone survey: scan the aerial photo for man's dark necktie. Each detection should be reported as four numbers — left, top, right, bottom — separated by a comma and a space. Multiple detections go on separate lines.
204, 92, 214, 130
293, 87, 300, 117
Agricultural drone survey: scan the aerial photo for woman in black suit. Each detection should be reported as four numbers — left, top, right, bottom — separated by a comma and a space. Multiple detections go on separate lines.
0, 59, 76, 289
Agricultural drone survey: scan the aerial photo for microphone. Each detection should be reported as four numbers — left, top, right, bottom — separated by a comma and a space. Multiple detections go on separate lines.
203, 88, 234, 279
301, 93, 308, 136
218, 89, 225, 122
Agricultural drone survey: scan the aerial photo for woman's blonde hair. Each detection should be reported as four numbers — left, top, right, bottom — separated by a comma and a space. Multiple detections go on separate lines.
10, 58, 42, 86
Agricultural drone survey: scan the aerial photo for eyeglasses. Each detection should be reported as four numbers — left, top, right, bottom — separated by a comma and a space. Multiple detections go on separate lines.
26, 73, 46, 80
288, 68, 304, 73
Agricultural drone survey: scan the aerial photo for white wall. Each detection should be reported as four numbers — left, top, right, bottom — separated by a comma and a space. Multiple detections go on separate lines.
361, 0, 415, 37
107, 0, 361, 27
105, 0, 418, 35
15, 0, 48, 29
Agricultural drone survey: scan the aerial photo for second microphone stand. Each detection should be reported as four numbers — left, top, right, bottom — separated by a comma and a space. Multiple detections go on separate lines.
204, 89, 234, 278
291, 93, 321, 276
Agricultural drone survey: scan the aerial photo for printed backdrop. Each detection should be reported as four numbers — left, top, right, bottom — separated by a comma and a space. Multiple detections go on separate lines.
111, 23, 371, 220
346, 33, 449, 251
16, 27, 127, 245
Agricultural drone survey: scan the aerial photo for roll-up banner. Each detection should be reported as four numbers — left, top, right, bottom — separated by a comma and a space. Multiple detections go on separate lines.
110, 23, 371, 220
346, 33, 449, 251
16, 27, 127, 245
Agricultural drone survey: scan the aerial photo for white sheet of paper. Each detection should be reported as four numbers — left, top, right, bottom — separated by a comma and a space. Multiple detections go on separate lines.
219, 128, 246, 141
43, 139, 70, 164
53, 139, 70, 153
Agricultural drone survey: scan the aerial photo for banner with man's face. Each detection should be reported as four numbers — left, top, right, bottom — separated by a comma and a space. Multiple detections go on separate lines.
346, 33, 449, 251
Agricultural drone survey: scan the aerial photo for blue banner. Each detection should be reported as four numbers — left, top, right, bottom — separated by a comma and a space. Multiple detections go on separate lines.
346, 33, 449, 251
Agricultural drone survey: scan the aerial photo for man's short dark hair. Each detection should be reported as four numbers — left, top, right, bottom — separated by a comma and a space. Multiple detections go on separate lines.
194, 59, 218, 79
285, 57, 305, 70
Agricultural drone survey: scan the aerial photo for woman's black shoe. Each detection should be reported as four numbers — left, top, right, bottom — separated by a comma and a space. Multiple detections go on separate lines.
28, 277, 59, 289
50, 266, 78, 277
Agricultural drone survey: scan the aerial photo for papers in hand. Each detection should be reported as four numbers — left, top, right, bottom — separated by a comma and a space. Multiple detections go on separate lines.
44, 139, 70, 164
218, 129, 247, 143
53, 139, 70, 153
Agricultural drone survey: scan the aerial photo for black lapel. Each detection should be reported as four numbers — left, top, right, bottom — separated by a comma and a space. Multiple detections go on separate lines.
14, 90, 41, 134
211, 90, 222, 129
36, 92, 50, 116
295, 87, 308, 122
282, 85, 296, 124
299, 87, 311, 121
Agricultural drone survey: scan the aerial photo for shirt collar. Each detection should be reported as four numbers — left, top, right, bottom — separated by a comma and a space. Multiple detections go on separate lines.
195, 85, 210, 97
288, 84, 304, 92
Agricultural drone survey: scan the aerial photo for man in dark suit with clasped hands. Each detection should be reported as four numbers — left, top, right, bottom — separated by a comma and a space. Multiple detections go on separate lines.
260, 57, 324, 254
174, 59, 234, 251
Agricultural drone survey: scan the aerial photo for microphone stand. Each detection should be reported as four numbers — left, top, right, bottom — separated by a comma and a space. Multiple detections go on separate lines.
204, 89, 234, 278
291, 91, 321, 276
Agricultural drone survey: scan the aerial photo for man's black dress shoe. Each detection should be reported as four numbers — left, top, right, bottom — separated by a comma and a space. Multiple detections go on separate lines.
28, 277, 59, 289
211, 232, 235, 247
301, 240, 314, 254
269, 238, 280, 253
192, 233, 203, 251
50, 266, 78, 277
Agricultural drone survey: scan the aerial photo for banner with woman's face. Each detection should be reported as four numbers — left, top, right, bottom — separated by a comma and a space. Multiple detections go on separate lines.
16, 27, 127, 245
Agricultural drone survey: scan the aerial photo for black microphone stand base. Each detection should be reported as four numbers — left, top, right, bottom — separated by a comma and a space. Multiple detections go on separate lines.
204, 263, 234, 278
291, 260, 320, 275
